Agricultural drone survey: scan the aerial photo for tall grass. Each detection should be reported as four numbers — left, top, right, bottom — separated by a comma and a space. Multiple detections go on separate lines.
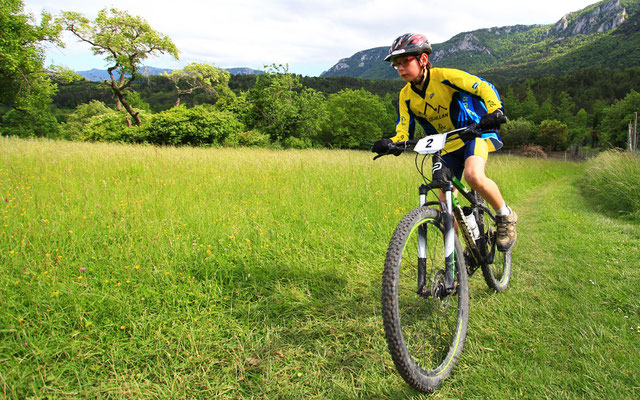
1, 137, 636, 399
581, 150, 640, 219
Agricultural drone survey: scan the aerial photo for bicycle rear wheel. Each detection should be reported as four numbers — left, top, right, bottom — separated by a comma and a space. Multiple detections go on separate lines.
381, 207, 469, 393
474, 193, 512, 291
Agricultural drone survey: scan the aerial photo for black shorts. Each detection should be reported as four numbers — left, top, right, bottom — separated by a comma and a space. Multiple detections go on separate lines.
438, 138, 489, 180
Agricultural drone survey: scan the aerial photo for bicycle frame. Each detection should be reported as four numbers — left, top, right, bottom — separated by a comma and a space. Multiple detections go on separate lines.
415, 151, 496, 297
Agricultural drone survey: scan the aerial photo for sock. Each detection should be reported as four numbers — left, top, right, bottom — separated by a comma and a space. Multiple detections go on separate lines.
496, 203, 510, 217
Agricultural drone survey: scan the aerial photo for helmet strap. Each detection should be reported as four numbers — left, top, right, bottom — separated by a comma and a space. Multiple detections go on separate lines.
412, 65, 428, 86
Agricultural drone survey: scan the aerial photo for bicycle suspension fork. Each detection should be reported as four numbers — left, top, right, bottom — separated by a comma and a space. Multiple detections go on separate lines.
416, 182, 456, 296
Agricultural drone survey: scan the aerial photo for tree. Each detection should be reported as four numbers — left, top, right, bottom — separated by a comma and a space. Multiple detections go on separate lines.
535, 98, 555, 125
519, 87, 538, 122
537, 120, 568, 151
164, 62, 230, 107
0, 0, 63, 136
245, 64, 327, 145
321, 89, 395, 149
600, 90, 640, 148
59, 8, 179, 126
499, 118, 536, 149
569, 108, 590, 146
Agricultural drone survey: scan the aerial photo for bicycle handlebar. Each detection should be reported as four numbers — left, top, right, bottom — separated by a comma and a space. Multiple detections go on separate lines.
373, 124, 487, 160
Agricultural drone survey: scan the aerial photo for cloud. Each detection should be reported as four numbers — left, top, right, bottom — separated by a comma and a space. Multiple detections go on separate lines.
24, 0, 600, 75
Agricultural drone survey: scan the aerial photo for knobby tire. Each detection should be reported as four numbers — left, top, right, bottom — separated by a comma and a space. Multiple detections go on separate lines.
381, 207, 469, 393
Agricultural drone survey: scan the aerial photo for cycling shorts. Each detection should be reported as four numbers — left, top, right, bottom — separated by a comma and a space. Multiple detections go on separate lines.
440, 138, 489, 181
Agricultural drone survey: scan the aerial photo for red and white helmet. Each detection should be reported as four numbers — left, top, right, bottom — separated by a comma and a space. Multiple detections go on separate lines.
384, 33, 432, 62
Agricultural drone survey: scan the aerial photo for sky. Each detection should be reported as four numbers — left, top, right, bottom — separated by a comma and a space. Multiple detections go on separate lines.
24, 0, 602, 77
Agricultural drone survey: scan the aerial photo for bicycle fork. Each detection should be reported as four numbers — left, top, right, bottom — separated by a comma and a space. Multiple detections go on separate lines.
417, 183, 457, 298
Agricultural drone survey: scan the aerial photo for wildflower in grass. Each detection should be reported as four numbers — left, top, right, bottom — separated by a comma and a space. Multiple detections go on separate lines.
120, 325, 125, 330
80, 267, 86, 272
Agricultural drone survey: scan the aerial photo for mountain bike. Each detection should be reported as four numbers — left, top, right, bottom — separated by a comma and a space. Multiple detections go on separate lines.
374, 125, 512, 392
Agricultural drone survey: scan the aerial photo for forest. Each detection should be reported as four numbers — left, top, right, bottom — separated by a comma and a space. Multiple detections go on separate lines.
2, 1, 639, 154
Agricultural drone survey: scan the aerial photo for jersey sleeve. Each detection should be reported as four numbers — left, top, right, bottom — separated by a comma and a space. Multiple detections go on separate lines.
390, 87, 412, 142
441, 69, 503, 113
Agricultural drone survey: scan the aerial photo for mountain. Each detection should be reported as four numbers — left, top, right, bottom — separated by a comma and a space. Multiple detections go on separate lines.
77, 66, 172, 82
77, 66, 262, 82
321, 0, 639, 82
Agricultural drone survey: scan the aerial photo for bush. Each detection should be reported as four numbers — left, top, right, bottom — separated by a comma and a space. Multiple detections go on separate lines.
321, 89, 395, 149
520, 145, 548, 158
283, 136, 313, 149
500, 118, 536, 149
537, 119, 568, 151
227, 130, 271, 148
0, 107, 59, 138
146, 105, 245, 146
581, 150, 640, 219
80, 111, 149, 143
60, 100, 115, 140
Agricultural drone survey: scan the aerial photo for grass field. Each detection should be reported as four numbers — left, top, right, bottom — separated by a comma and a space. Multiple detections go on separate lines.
1, 137, 639, 399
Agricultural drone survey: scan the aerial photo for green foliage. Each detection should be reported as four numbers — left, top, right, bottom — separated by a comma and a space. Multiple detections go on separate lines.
145, 105, 245, 146
0, 108, 59, 138
600, 90, 640, 148
232, 130, 271, 148
245, 64, 327, 146
569, 108, 591, 146
164, 63, 231, 107
500, 118, 536, 149
0, 0, 64, 137
537, 120, 569, 151
581, 150, 640, 219
0, 0, 62, 110
59, 8, 179, 126
124, 91, 151, 112
47, 65, 83, 84
60, 100, 114, 140
80, 111, 149, 143
321, 89, 395, 149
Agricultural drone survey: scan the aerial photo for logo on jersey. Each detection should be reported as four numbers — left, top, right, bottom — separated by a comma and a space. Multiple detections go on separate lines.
424, 102, 447, 113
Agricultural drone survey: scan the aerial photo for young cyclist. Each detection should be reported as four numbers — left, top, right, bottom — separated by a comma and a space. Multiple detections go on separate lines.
372, 33, 517, 251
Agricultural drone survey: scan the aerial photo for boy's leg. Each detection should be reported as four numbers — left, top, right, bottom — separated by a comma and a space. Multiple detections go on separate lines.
463, 152, 517, 251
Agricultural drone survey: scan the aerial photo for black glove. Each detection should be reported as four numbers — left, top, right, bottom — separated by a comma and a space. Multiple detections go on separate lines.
478, 110, 508, 130
372, 138, 392, 154
371, 138, 402, 156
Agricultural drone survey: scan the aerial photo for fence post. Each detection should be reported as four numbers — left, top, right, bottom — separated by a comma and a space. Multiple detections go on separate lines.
635, 111, 638, 154
629, 120, 633, 152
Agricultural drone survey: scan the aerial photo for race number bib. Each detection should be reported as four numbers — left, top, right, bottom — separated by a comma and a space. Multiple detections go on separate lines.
414, 133, 446, 154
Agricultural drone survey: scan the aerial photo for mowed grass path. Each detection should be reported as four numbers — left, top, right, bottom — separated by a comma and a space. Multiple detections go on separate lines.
1, 137, 638, 399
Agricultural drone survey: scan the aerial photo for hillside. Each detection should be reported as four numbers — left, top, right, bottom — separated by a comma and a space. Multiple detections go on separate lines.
321, 0, 639, 82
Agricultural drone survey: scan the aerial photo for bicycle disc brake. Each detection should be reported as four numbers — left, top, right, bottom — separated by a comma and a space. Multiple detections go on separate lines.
431, 270, 449, 300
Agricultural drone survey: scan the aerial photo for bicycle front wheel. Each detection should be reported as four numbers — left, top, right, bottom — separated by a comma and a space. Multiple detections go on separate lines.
381, 207, 469, 393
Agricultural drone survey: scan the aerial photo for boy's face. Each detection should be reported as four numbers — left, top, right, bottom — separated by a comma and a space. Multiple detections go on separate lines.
393, 54, 424, 83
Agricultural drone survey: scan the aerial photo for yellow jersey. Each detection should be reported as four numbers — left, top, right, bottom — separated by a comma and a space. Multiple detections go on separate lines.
391, 67, 504, 154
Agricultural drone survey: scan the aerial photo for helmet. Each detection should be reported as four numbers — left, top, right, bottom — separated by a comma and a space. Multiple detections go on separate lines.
384, 33, 432, 62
